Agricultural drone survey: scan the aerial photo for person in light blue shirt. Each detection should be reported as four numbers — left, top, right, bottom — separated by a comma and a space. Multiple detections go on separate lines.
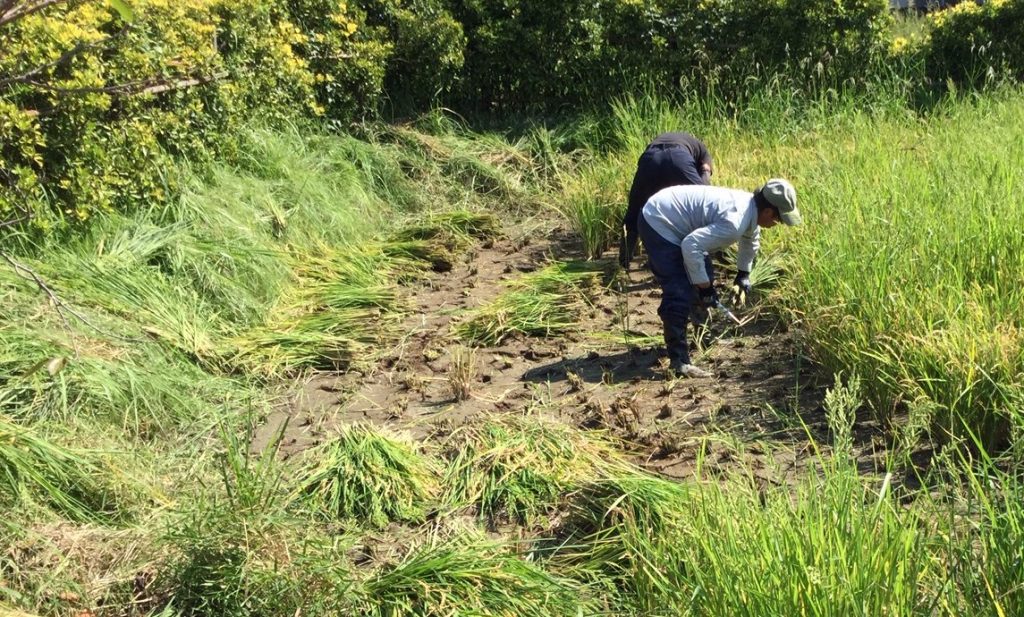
639, 178, 801, 378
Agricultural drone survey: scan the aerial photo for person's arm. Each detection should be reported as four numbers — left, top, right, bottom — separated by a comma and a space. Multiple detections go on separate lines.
699, 165, 712, 185
736, 227, 760, 274
680, 221, 741, 286
695, 141, 713, 185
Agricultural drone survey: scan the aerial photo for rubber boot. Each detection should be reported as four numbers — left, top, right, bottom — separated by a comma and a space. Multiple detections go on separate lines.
664, 322, 711, 379
663, 321, 690, 373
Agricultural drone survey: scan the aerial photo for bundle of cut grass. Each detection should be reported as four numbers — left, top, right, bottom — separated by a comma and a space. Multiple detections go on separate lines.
293, 425, 438, 527
228, 249, 403, 375
442, 415, 623, 524
354, 533, 587, 616
0, 414, 121, 522
540, 473, 693, 613
389, 211, 502, 269
457, 261, 606, 345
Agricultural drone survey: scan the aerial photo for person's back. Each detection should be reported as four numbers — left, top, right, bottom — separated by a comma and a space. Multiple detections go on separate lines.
648, 133, 713, 175
642, 185, 753, 247
619, 132, 714, 268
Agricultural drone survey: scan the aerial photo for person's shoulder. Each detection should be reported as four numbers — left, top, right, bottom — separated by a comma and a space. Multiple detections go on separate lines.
711, 187, 755, 214
651, 131, 698, 145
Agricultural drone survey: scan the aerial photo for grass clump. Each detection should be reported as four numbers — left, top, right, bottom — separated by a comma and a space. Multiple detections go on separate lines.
542, 473, 694, 613
457, 260, 607, 345
442, 415, 621, 525
0, 415, 124, 523
228, 248, 403, 376
386, 210, 502, 273
667, 381, 934, 617
293, 425, 439, 528
155, 424, 353, 617
553, 159, 627, 260
354, 533, 587, 617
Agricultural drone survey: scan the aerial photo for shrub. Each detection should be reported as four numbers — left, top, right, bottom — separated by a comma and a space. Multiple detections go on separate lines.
357, 0, 466, 114
0, 0, 387, 229
926, 0, 1024, 87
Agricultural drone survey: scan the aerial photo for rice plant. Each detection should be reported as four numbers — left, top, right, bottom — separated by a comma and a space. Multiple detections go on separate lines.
457, 261, 607, 345
540, 473, 695, 613
447, 345, 477, 402
0, 414, 121, 522
776, 93, 1024, 448
442, 415, 623, 524
293, 424, 439, 527
228, 248, 403, 375
386, 210, 502, 273
354, 533, 588, 617
552, 159, 628, 260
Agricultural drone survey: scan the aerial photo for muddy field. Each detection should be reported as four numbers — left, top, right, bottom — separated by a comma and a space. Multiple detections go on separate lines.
254, 218, 889, 483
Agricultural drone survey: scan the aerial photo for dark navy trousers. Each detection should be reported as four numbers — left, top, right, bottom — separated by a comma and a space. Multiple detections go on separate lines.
638, 214, 714, 365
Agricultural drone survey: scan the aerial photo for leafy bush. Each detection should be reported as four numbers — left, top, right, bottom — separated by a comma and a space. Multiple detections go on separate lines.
449, 0, 892, 113
0, 0, 383, 229
357, 0, 466, 114
926, 0, 1024, 87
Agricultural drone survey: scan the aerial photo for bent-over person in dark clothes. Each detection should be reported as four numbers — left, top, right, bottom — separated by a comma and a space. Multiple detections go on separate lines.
618, 132, 714, 269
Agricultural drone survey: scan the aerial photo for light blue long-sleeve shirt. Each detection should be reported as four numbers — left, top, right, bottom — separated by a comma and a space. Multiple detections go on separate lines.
641, 185, 760, 286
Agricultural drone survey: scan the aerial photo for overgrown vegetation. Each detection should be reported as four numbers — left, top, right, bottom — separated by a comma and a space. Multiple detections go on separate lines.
5, 0, 1024, 615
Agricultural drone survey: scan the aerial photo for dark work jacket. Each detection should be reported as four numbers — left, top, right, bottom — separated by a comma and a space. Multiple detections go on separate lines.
619, 132, 713, 267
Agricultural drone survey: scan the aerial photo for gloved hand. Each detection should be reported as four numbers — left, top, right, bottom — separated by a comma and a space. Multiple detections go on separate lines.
697, 285, 719, 308
732, 270, 751, 305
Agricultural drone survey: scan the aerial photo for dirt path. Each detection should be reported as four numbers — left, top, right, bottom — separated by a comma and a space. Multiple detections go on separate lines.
254, 219, 888, 482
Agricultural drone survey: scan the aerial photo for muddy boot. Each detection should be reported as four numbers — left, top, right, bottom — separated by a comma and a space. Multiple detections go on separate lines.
672, 363, 711, 379
662, 322, 688, 371
664, 322, 711, 379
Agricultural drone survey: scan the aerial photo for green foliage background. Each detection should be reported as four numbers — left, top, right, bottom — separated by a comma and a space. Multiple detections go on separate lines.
4, 0, 1024, 230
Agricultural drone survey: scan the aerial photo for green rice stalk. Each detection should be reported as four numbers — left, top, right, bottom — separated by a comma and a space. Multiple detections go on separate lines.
541, 473, 693, 613
442, 415, 625, 525
457, 261, 607, 345
355, 533, 587, 617
292, 424, 439, 528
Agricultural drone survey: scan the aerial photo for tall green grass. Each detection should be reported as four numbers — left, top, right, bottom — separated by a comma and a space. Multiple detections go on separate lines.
0, 415, 122, 522
565, 88, 1024, 451
780, 92, 1024, 447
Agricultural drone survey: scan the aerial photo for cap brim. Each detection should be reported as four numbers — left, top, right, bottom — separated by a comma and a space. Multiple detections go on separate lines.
780, 209, 802, 226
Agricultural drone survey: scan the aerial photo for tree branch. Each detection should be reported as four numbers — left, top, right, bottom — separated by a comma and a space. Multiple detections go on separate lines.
0, 0, 22, 22
0, 24, 129, 88
23, 71, 229, 97
0, 212, 32, 230
0, 0, 71, 28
